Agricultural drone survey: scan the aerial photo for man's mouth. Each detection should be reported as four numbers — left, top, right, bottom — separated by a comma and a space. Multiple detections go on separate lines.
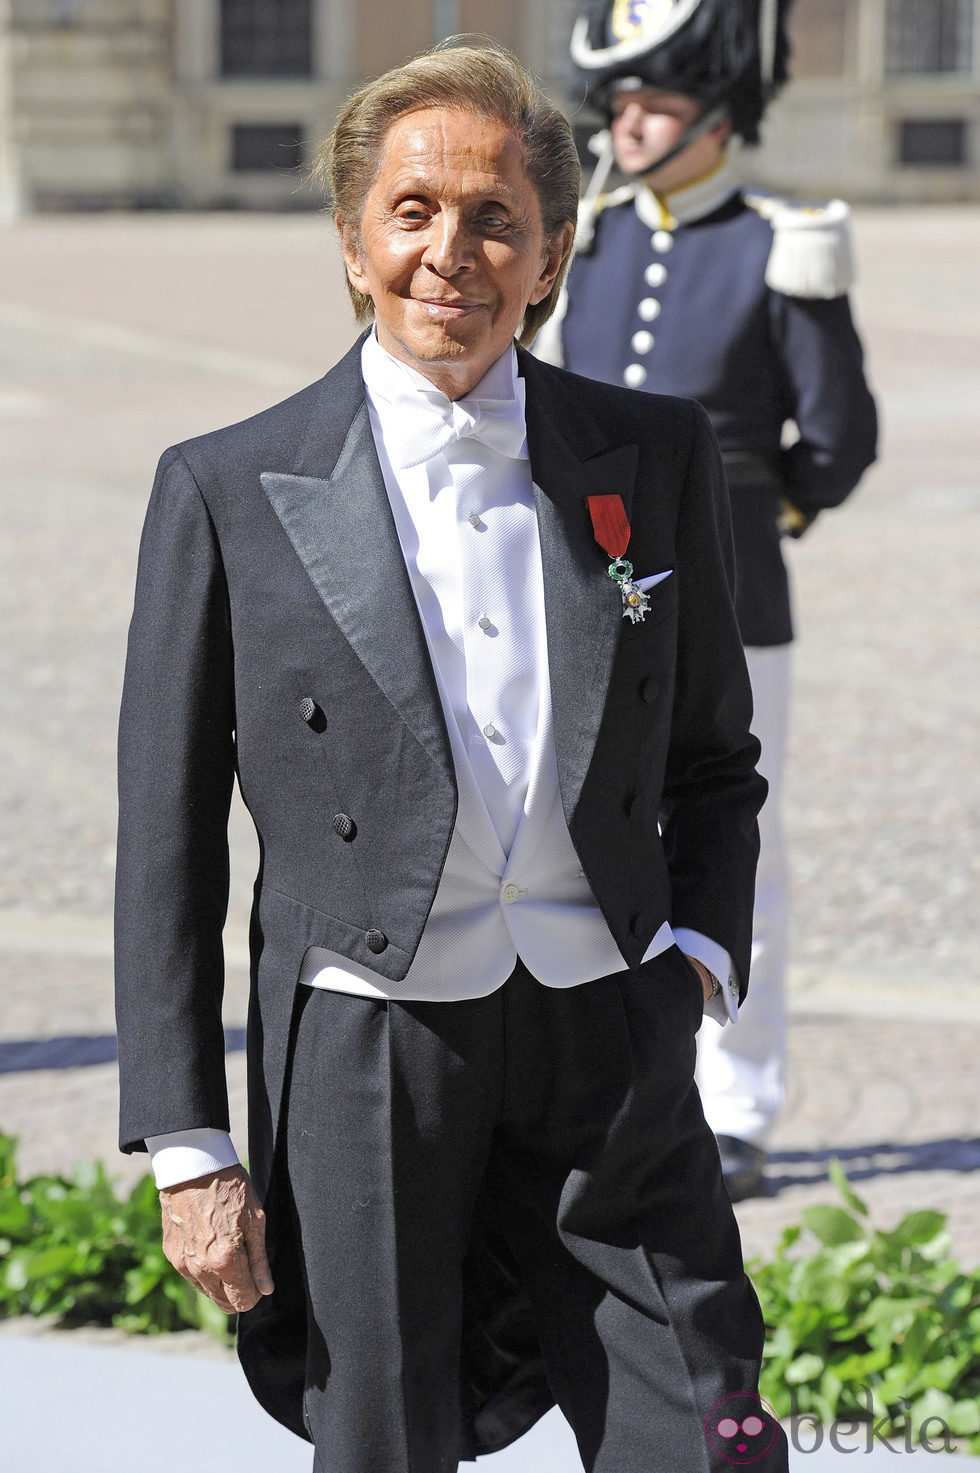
415, 298, 483, 319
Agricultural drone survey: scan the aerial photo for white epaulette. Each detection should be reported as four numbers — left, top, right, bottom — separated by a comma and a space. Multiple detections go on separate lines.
745, 192, 855, 299
574, 183, 637, 254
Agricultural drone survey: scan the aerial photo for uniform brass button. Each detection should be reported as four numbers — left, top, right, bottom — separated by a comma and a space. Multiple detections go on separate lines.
624, 364, 647, 388
640, 678, 660, 704
645, 262, 667, 287
631, 330, 654, 354
651, 230, 674, 252
332, 813, 356, 841
365, 929, 387, 954
638, 297, 661, 322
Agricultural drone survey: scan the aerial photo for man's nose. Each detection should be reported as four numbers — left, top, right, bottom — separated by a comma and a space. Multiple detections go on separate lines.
423, 213, 474, 275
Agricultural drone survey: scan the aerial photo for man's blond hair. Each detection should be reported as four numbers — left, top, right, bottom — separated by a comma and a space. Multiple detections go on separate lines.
311, 38, 580, 346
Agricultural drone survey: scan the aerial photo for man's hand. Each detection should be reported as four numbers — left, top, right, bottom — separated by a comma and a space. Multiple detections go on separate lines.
685, 954, 716, 1006
160, 1164, 274, 1314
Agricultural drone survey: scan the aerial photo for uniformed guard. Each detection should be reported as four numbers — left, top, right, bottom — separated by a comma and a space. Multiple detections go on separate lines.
537, 0, 878, 1199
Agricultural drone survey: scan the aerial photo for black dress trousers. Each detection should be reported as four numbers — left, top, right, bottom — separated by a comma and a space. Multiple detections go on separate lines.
282, 948, 788, 1473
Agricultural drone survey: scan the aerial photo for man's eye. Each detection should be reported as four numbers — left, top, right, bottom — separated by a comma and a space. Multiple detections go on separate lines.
479, 214, 507, 230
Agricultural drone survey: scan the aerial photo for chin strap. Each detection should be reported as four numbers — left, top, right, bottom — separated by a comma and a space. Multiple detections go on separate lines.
618, 102, 728, 178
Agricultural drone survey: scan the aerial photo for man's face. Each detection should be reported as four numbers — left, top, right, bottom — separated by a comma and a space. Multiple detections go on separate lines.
610, 87, 728, 193
340, 108, 571, 399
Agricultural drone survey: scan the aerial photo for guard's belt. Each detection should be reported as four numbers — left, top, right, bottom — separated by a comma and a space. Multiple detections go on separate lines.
721, 451, 784, 490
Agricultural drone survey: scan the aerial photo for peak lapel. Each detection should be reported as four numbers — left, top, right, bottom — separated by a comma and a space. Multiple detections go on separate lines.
260, 359, 453, 779
521, 354, 639, 825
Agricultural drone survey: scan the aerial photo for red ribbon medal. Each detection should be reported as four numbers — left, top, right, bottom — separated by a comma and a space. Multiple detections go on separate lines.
586, 494, 649, 624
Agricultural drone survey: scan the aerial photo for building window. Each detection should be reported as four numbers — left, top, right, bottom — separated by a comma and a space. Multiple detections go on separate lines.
897, 118, 968, 166
220, 0, 314, 79
885, 0, 974, 76
231, 123, 306, 172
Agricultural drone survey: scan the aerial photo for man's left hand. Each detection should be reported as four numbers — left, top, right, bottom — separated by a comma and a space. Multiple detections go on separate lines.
685, 954, 716, 1005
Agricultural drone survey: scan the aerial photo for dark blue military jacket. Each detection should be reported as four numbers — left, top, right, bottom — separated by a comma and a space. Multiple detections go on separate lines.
560, 188, 878, 645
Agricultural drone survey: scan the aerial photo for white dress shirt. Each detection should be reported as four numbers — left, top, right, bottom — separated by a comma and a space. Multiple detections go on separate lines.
148, 332, 734, 1189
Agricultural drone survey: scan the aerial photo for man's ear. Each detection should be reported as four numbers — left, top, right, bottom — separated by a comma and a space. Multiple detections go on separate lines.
528, 221, 575, 306
337, 214, 371, 296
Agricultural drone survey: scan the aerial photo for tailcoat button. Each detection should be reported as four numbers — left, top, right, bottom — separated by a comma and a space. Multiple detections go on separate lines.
332, 813, 356, 841
651, 229, 674, 252
365, 929, 388, 954
640, 678, 660, 704
623, 363, 647, 388
299, 697, 325, 729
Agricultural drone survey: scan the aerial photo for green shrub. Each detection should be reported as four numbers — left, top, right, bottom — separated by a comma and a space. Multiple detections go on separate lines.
0, 1133, 231, 1342
750, 1160, 980, 1452
2, 1131, 978, 1449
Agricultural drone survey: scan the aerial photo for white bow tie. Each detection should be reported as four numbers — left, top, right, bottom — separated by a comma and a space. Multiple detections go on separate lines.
385, 391, 528, 470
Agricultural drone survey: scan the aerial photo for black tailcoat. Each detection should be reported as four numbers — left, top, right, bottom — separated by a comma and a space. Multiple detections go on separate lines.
115, 338, 765, 1451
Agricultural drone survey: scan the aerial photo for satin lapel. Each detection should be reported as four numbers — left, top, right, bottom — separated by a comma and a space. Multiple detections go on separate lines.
260, 389, 453, 779
521, 356, 639, 825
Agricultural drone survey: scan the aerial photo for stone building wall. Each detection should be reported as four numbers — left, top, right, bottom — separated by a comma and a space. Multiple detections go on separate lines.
6, 0, 176, 209
0, 0, 978, 211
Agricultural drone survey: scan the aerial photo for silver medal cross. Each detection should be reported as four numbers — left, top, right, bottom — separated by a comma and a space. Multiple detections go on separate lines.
608, 557, 649, 623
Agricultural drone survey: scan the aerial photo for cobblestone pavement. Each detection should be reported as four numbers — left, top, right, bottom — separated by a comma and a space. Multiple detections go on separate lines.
0, 208, 978, 1272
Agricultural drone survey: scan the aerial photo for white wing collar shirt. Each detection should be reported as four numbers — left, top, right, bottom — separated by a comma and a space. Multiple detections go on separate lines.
147, 331, 734, 1187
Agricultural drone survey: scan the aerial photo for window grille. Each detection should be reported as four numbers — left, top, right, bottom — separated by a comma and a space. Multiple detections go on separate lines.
897, 118, 968, 165
885, 0, 974, 76
231, 123, 306, 171
220, 0, 314, 79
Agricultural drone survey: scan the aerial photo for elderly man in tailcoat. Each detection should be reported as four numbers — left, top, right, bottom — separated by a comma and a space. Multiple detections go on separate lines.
115, 39, 787, 1473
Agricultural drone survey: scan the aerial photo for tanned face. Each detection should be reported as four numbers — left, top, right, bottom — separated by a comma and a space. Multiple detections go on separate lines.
340, 107, 572, 399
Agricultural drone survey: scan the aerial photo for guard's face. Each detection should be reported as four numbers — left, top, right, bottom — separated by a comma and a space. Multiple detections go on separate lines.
610, 87, 728, 190
340, 108, 570, 398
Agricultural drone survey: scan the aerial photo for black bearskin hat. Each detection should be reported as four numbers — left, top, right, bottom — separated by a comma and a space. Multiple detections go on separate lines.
571, 0, 793, 144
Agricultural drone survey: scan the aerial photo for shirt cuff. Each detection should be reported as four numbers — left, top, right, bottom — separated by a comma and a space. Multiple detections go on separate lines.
145, 1128, 241, 1190
672, 927, 739, 1025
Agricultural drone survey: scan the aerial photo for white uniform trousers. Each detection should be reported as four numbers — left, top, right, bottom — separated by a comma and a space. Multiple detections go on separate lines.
695, 643, 791, 1146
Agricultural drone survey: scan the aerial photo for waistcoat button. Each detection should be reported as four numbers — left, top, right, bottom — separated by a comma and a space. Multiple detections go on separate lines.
365, 929, 388, 954
332, 813, 356, 841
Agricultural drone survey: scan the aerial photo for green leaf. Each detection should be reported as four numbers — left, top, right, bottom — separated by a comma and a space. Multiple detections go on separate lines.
891, 1211, 947, 1248
827, 1158, 869, 1217
785, 1352, 824, 1384
801, 1205, 865, 1247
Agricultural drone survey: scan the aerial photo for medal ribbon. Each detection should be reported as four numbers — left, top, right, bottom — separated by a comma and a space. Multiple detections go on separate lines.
586, 494, 631, 559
